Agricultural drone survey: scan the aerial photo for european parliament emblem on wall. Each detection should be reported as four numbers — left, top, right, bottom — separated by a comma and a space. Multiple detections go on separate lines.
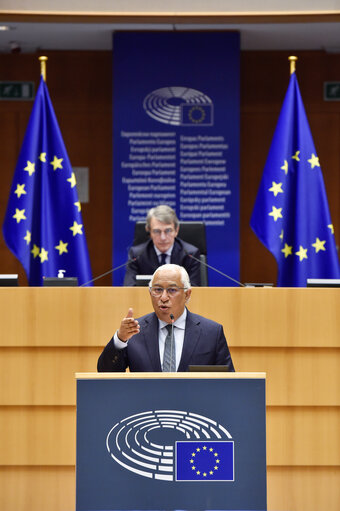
143, 86, 214, 126
106, 410, 234, 482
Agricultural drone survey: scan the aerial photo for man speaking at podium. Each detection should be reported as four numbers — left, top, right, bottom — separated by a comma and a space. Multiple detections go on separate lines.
97, 264, 234, 372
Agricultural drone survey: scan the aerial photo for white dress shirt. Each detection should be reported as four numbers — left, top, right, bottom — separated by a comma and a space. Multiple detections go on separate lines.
113, 308, 187, 371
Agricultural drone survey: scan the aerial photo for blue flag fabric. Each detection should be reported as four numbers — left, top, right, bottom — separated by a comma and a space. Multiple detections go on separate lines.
2, 77, 92, 286
250, 72, 340, 286
176, 441, 234, 481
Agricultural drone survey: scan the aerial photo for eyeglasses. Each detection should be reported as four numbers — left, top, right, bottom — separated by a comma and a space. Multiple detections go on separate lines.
150, 286, 186, 297
151, 228, 174, 236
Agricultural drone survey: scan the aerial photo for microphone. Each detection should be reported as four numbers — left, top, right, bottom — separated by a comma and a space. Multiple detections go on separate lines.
186, 251, 245, 287
169, 313, 175, 372
80, 257, 137, 287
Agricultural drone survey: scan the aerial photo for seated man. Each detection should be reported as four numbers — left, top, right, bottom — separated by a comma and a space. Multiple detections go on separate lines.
123, 205, 201, 286
98, 264, 234, 372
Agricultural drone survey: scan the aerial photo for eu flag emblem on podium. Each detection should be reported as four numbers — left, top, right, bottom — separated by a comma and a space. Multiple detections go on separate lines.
2, 76, 92, 286
250, 70, 340, 286
176, 441, 234, 481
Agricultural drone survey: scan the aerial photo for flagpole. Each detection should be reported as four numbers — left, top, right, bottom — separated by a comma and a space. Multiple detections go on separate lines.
38, 56, 48, 82
288, 55, 298, 75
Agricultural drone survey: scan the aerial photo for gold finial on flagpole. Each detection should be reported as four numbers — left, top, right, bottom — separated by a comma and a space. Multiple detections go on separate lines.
39, 56, 48, 82
288, 56, 298, 75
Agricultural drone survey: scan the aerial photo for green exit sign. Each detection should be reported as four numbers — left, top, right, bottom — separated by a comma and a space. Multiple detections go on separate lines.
0, 81, 35, 100
324, 82, 340, 101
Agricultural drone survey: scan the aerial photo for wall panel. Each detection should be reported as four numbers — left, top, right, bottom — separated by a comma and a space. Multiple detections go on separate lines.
1, 346, 339, 406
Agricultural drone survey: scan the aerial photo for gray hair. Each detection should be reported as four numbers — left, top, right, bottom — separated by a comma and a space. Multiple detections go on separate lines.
146, 205, 179, 231
149, 264, 191, 290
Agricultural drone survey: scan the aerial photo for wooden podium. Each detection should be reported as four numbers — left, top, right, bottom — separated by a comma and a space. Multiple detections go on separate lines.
75, 372, 267, 511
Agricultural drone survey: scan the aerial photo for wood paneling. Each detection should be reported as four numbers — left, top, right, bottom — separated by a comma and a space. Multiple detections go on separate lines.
0, 287, 338, 347
0, 466, 75, 511
221, 347, 340, 406
267, 466, 340, 511
1, 346, 339, 406
0, 406, 75, 465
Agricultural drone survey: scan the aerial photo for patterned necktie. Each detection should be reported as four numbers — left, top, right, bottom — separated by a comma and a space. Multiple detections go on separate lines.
160, 253, 167, 265
163, 324, 176, 372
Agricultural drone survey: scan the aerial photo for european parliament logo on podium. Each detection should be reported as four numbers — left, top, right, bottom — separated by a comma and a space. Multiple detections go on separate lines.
106, 409, 234, 482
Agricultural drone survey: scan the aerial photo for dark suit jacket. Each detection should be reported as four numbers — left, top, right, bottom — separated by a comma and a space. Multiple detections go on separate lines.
97, 310, 234, 372
123, 237, 201, 286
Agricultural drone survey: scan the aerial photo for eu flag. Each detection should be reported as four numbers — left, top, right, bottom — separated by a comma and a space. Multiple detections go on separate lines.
250, 72, 340, 286
176, 441, 234, 481
2, 76, 92, 286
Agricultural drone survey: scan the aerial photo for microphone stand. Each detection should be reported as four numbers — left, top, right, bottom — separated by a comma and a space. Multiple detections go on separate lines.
80, 258, 137, 287
187, 253, 245, 287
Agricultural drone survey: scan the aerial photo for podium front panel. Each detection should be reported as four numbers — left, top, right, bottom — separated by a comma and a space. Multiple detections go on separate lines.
76, 373, 266, 511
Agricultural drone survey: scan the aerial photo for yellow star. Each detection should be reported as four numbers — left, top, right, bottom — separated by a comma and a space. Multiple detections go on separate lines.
14, 183, 27, 198
196, 448, 201, 452
268, 206, 283, 222
214, 466, 218, 470
292, 151, 300, 162
39, 247, 48, 263
191, 466, 196, 470
209, 447, 213, 452
74, 201, 81, 212
203, 446, 207, 450
55, 240, 68, 255
31, 244, 40, 258
24, 161, 35, 176
50, 156, 63, 171
67, 172, 77, 188
69, 221, 83, 236
295, 245, 308, 262
328, 224, 334, 234
214, 452, 218, 457
23, 230, 31, 245
281, 243, 293, 258
13, 208, 26, 223
39, 152, 46, 162
281, 160, 288, 175
203, 472, 207, 477
196, 471, 200, 475
308, 153, 320, 169
268, 181, 283, 197
209, 470, 214, 475
312, 238, 326, 253
279, 229, 284, 241
191, 452, 196, 457
190, 459, 194, 464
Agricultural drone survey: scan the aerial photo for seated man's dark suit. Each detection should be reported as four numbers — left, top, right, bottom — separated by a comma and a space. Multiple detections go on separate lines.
123, 237, 201, 286
97, 310, 234, 372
